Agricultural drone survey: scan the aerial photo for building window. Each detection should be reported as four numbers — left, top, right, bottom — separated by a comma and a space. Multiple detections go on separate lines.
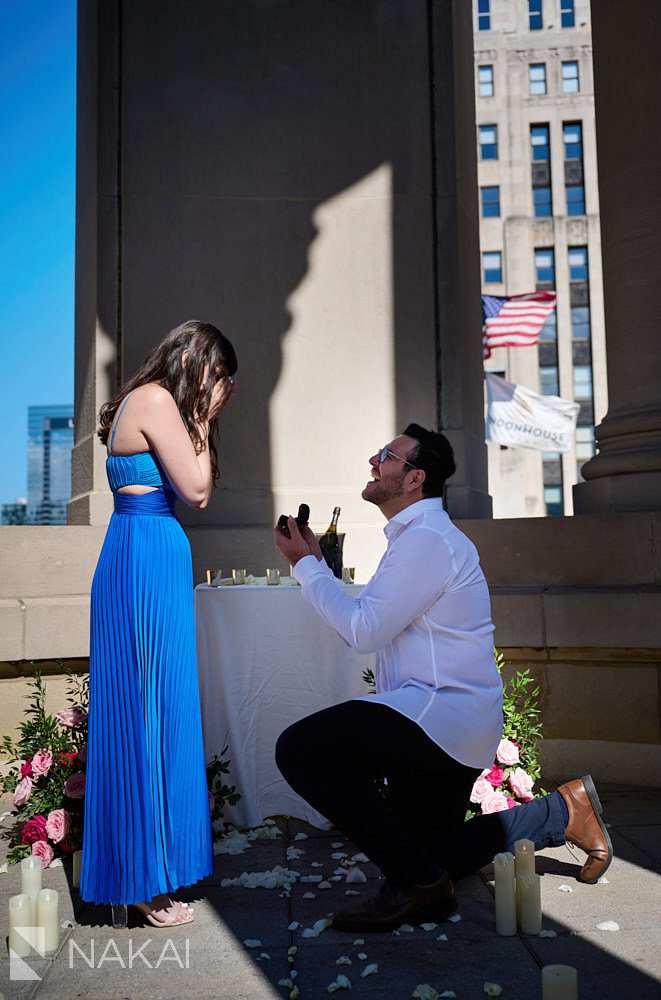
529, 64, 547, 96
575, 426, 595, 482
569, 246, 588, 281
571, 306, 591, 343
573, 364, 593, 399
535, 248, 555, 286
478, 65, 495, 97
562, 60, 579, 93
528, 0, 543, 30
539, 310, 557, 343
564, 121, 585, 215
531, 124, 550, 161
544, 486, 564, 516
531, 125, 552, 217
478, 0, 491, 31
561, 0, 576, 28
481, 186, 501, 217
479, 124, 498, 160
540, 366, 559, 396
482, 251, 502, 284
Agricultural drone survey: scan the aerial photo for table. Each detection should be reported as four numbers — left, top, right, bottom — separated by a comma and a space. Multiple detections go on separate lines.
195, 580, 373, 829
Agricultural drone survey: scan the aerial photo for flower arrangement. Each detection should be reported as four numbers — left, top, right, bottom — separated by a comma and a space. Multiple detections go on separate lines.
1, 668, 240, 866
467, 650, 544, 816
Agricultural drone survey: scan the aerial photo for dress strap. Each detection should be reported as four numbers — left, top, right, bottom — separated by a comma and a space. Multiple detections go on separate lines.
109, 393, 133, 455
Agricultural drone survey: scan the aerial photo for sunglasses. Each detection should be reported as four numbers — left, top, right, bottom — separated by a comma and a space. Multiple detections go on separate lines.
377, 447, 417, 470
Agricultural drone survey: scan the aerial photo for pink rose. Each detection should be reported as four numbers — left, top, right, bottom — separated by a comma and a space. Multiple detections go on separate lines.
57, 708, 87, 728
20, 759, 33, 777
506, 796, 518, 809
481, 789, 509, 814
13, 776, 33, 807
64, 772, 86, 799
45, 808, 71, 844
21, 814, 48, 844
77, 744, 87, 764
31, 749, 53, 777
31, 840, 54, 868
509, 767, 535, 800
496, 739, 520, 766
485, 766, 505, 788
470, 776, 494, 805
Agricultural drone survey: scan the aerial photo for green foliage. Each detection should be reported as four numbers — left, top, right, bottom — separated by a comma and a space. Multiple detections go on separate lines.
362, 666, 375, 693
498, 650, 544, 784
206, 745, 241, 839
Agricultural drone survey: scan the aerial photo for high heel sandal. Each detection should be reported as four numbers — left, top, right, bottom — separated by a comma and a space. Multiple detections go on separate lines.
111, 900, 194, 928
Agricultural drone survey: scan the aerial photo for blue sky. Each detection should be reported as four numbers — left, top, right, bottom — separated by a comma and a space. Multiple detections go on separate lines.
0, 0, 77, 503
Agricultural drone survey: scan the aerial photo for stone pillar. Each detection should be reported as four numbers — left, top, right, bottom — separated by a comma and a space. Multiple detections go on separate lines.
429, 0, 492, 519
68, 0, 119, 526
573, 0, 661, 514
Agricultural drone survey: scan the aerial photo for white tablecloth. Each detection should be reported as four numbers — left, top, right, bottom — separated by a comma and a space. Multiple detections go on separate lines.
195, 581, 373, 829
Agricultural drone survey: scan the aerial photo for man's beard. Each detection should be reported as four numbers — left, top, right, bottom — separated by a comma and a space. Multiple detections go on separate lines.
362, 473, 406, 506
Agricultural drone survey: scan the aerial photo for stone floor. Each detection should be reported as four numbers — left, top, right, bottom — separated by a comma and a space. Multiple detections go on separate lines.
0, 785, 659, 999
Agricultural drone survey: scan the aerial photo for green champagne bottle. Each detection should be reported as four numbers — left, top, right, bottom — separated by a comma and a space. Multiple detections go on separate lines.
318, 506, 342, 578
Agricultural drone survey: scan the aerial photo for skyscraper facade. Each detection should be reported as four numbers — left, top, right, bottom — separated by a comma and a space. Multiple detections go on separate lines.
475, 0, 606, 516
27, 405, 74, 524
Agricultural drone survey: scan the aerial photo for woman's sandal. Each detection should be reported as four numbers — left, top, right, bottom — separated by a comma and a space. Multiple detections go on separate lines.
111, 900, 195, 929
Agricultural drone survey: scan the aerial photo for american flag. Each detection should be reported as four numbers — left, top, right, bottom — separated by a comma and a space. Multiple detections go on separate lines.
482, 291, 557, 359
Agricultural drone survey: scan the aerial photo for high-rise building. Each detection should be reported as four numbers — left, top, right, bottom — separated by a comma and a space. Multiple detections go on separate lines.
474, 0, 606, 516
0, 499, 27, 525
27, 406, 74, 524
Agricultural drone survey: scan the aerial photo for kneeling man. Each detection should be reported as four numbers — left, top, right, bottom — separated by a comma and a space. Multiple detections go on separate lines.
274, 424, 611, 933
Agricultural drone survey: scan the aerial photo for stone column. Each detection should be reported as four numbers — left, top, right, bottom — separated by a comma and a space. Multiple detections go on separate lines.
429, 0, 492, 519
573, 0, 661, 514
68, 0, 119, 526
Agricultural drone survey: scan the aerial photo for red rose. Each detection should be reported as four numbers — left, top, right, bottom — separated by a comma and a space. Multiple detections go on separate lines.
21, 814, 48, 845
20, 759, 33, 777
485, 766, 505, 787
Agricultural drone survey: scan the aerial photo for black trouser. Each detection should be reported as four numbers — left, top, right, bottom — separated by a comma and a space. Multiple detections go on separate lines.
276, 700, 568, 886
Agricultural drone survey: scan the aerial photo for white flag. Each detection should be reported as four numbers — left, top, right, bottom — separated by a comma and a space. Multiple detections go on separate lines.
485, 372, 579, 453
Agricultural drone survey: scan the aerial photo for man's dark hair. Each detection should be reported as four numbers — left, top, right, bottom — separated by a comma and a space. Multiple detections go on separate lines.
402, 424, 456, 498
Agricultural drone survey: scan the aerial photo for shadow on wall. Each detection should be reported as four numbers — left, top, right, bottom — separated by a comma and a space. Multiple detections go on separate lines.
96, 0, 438, 553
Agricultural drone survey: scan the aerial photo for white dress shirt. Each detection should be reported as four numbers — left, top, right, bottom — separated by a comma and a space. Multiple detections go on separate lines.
293, 497, 503, 769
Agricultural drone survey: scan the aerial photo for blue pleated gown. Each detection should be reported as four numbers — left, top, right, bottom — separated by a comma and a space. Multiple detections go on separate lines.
81, 409, 213, 905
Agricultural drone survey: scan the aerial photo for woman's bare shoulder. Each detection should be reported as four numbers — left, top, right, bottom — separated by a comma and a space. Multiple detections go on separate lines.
130, 383, 177, 410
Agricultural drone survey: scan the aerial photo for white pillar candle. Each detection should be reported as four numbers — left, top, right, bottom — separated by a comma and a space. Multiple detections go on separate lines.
542, 965, 578, 1000
8, 893, 33, 959
36, 888, 59, 952
20, 855, 43, 925
72, 850, 82, 890
494, 852, 517, 936
514, 838, 535, 925
519, 873, 542, 934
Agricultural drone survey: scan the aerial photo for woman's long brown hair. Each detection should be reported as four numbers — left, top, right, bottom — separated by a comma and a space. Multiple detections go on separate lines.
98, 320, 238, 484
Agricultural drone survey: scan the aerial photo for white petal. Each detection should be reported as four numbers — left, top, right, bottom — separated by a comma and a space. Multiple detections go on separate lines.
313, 917, 332, 935
447, 913, 462, 923
483, 984, 502, 997
259, 953, 271, 960
0, 864, 8, 875
346, 868, 367, 884
596, 920, 620, 931
291, 970, 298, 979
61, 919, 74, 929
318, 880, 332, 890
331, 876, 342, 882
436, 934, 448, 942
302, 928, 318, 938
278, 979, 294, 989
288, 946, 298, 956
311, 862, 324, 868
398, 924, 415, 933
597, 876, 610, 884
290, 988, 301, 1000
538, 929, 557, 938
412, 987, 440, 1000
331, 852, 348, 860
336, 956, 352, 965
288, 921, 300, 931
334, 868, 347, 876
353, 939, 364, 946
420, 922, 437, 931
303, 891, 317, 899
301, 875, 323, 883
294, 833, 309, 841
0, 811, 12, 823
361, 964, 378, 978
331, 842, 344, 849
345, 890, 360, 896
558, 884, 573, 893
327, 973, 352, 992
351, 853, 369, 863
243, 939, 262, 948
440, 993, 457, 999
357, 952, 367, 960
50, 858, 63, 868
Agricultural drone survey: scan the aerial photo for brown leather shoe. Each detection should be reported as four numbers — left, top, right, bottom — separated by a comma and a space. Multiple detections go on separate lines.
557, 775, 613, 883
332, 872, 457, 933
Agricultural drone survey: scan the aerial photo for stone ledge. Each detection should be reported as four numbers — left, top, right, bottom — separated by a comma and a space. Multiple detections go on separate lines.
541, 739, 661, 788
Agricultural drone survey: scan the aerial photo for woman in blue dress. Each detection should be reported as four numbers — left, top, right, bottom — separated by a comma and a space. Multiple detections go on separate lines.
80, 319, 238, 928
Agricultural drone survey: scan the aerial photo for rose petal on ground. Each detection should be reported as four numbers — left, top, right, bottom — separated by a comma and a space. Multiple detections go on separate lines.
312, 862, 324, 868
436, 934, 448, 941
290, 988, 300, 1000
351, 853, 369, 863
331, 852, 348, 860
361, 964, 378, 978
301, 875, 323, 883
294, 833, 309, 841
243, 939, 262, 948
278, 979, 294, 988
327, 973, 352, 993
596, 920, 620, 931
558, 884, 573, 893
598, 876, 610, 884
258, 953, 271, 960
303, 892, 317, 899
539, 929, 557, 938
336, 956, 352, 965
50, 859, 63, 868
345, 890, 360, 896
288, 946, 298, 957
0, 864, 8, 875
420, 922, 437, 931
331, 841, 344, 848
313, 917, 332, 935
346, 868, 367, 884
353, 939, 364, 946
61, 920, 74, 929
357, 952, 367, 960
287, 848, 304, 860
412, 986, 439, 1000
483, 983, 502, 997
288, 921, 300, 931
440, 993, 457, 999
447, 913, 462, 923
331, 876, 342, 882
398, 924, 415, 933
318, 880, 332, 889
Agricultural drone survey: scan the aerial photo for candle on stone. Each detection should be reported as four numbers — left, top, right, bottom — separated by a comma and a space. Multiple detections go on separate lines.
494, 852, 517, 936
8, 893, 33, 959
519, 873, 542, 934
37, 888, 59, 952
542, 965, 578, 1000
72, 850, 82, 890
514, 838, 535, 924
20, 855, 43, 924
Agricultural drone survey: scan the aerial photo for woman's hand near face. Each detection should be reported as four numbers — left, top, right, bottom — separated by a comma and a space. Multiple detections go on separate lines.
208, 376, 236, 421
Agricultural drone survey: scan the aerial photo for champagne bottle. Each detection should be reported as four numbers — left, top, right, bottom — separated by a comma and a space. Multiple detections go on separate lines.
318, 506, 342, 578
